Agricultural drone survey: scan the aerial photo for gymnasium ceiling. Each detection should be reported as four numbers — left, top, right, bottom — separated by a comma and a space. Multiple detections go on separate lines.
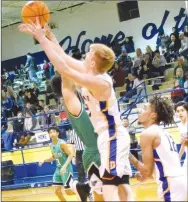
2, 1, 97, 28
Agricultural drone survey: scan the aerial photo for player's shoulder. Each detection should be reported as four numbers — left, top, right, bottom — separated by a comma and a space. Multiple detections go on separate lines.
141, 125, 159, 138
96, 73, 113, 84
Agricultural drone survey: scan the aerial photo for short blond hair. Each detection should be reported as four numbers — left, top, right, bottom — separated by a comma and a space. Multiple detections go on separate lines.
90, 44, 115, 73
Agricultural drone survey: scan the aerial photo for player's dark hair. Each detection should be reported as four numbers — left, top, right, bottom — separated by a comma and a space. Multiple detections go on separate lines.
174, 101, 188, 112
149, 95, 175, 126
47, 126, 61, 135
51, 75, 62, 97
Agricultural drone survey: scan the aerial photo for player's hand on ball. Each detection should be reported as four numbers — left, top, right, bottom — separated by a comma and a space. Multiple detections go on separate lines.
60, 166, 66, 175
38, 161, 44, 167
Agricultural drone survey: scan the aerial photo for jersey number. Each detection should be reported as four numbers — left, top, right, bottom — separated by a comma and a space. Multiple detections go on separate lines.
56, 159, 61, 167
166, 134, 177, 152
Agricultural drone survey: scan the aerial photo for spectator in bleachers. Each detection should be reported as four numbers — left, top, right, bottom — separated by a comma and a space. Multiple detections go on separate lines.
2, 122, 14, 151
174, 57, 188, 76
2, 90, 13, 118
1, 107, 8, 130
58, 97, 68, 122
13, 112, 25, 146
168, 34, 181, 59
41, 105, 56, 129
152, 50, 167, 76
46, 79, 58, 105
138, 53, 153, 81
17, 91, 25, 112
133, 48, 143, 70
132, 73, 144, 89
24, 102, 36, 115
7, 86, 19, 116
38, 99, 45, 112
23, 110, 37, 145
31, 84, 40, 98
170, 27, 180, 43
145, 45, 154, 60
24, 89, 38, 112
112, 61, 126, 88
43, 59, 50, 79
18, 85, 25, 96
171, 68, 185, 103
24, 53, 39, 86
179, 33, 188, 58
117, 49, 132, 74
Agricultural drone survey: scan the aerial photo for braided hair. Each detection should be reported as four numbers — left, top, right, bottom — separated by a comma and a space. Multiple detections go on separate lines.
149, 95, 175, 126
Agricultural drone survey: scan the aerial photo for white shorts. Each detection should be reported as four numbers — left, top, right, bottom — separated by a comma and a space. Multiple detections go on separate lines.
158, 176, 187, 201
97, 126, 132, 178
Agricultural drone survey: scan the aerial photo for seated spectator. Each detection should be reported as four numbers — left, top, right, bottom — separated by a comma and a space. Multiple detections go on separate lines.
168, 34, 181, 60
58, 97, 68, 122
24, 102, 36, 115
2, 122, 15, 151
133, 48, 143, 69
7, 86, 19, 116
152, 50, 167, 76
37, 99, 45, 112
46, 79, 58, 105
174, 57, 188, 76
1, 108, 8, 131
125, 73, 134, 92
117, 49, 132, 73
138, 53, 153, 80
30, 84, 40, 98
179, 33, 188, 58
145, 45, 154, 60
22, 110, 37, 145
43, 59, 50, 79
2, 90, 13, 118
40, 105, 56, 129
171, 79, 184, 104
112, 62, 126, 88
18, 85, 25, 96
170, 27, 180, 44
24, 89, 39, 111
132, 73, 144, 89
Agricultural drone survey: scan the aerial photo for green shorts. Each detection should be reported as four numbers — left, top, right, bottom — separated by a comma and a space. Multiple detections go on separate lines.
82, 147, 101, 171
53, 164, 73, 189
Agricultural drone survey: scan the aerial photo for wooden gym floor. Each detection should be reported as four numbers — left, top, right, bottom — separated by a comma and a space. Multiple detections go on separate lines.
2, 178, 160, 201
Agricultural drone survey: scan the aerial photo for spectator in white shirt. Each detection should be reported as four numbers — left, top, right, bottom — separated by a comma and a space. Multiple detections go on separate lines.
152, 50, 167, 76
179, 33, 188, 58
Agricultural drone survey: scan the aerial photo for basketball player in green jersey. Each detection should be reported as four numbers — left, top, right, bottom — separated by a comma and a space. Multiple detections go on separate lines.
51, 75, 104, 201
38, 127, 86, 201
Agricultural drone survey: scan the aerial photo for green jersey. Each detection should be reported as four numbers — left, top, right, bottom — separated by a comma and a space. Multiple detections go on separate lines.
51, 139, 73, 187
51, 139, 70, 168
66, 93, 100, 170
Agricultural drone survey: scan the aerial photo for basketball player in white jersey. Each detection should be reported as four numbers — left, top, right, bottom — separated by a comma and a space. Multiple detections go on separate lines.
174, 101, 188, 176
129, 96, 187, 201
19, 18, 133, 201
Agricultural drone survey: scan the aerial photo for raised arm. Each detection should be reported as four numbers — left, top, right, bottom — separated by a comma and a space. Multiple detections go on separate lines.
44, 24, 86, 73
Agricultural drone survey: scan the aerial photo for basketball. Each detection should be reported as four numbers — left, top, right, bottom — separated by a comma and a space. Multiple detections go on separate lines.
21, 1, 50, 27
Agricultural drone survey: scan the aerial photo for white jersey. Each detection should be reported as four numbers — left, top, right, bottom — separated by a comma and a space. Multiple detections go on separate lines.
151, 125, 187, 201
152, 125, 184, 184
178, 121, 188, 171
82, 73, 131, 178
82, 73, 122, 135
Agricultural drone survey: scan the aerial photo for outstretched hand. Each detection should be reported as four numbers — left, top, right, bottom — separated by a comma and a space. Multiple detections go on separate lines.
18, 17, 46, 42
